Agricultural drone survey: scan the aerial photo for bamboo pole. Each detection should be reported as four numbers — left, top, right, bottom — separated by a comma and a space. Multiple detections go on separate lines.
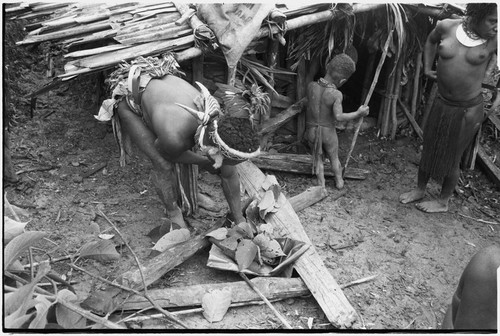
256, 4, 385, 39
344, 29, 394, 172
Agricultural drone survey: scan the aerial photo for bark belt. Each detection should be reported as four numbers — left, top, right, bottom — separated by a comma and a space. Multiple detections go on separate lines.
128, 65, 142, 106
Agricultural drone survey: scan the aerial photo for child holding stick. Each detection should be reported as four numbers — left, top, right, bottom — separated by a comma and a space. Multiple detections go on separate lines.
304, 53, 369, 189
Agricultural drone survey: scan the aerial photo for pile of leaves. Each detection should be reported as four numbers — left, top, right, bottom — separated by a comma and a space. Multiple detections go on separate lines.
4, 195, 126, 329
206, 175, 308, 276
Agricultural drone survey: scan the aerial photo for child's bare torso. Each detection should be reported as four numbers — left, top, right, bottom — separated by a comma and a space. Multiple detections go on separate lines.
305, 81, 339, 128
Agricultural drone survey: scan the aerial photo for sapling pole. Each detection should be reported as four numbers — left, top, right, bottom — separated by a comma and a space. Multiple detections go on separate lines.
344, 29, 394, 173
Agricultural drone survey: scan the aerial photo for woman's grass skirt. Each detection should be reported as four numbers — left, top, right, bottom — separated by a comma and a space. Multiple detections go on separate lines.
420, 94, 483, 182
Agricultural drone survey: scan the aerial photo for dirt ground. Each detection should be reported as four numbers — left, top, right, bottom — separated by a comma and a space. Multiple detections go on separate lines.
4, 24, 500, 331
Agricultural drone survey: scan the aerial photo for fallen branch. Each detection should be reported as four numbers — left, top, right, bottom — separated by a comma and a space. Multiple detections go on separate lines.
97, 208, 188, 329
458, 213, 499, 225
16, 165, 59, 175
119, 298, 286, 324
82, 161, 107, 178
239, 272, 292, 329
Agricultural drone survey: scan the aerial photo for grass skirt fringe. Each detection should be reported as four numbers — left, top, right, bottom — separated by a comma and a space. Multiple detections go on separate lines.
420, 94, 483, 182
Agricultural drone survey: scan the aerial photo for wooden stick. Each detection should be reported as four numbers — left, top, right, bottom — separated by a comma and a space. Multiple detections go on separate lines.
398, 99, 423, 140
239, 272, 292, 329
458, 213, 500, 225
97, 208, 188, 329
340, 274, 379, 289
344, 29, 394, 173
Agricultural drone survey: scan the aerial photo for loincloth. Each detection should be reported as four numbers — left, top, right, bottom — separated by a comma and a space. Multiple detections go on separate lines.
305, 121, 335, 175
420, 94, 483, 182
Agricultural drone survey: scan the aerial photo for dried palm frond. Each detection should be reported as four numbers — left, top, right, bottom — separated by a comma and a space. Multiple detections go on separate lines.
106, 52, 184, 89
287, 3, 356, 70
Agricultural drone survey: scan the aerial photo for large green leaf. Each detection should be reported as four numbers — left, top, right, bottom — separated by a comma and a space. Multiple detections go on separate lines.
4, 231, 47, 268
28, 295, 53, 329
79, 239, 120, 262
56, 289, 87, 329
202, 288, 233, 322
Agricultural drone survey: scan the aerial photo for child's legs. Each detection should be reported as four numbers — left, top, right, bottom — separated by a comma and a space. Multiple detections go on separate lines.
322, 127, 343, 188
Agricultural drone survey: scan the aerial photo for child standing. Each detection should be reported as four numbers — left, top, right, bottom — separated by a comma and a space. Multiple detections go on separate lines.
304, 53, 369, 189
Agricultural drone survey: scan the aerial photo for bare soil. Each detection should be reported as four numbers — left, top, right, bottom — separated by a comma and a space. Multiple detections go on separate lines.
4, 22, 500, 331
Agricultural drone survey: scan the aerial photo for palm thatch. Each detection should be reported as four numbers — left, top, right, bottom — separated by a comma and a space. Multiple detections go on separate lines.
7, 2, 465, 140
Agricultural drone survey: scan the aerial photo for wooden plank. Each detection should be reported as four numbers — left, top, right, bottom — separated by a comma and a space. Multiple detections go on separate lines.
121, 277, 309, 311
74, 35, 194, 69
477, 145, 500, 189
251, 153, 370, 180
259, 97, 306, 135
237, 161, 357, 328
289, 186, 329, 212
116, 218, 224, 290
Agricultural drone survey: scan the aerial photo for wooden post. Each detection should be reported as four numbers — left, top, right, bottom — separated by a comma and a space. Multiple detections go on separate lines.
192, 54, 204, 83
237, 161, 358, 328
410, 51, 422, 117
390, 55, 404, 139
296, 36, 307, 151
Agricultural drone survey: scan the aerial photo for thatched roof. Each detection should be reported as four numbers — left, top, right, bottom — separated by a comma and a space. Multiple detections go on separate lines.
7, 2, 464, 96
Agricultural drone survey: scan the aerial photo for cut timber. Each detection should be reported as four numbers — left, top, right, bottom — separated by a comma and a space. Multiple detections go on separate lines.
120, 277, 309, 311
251, 153, 369, 180
259, 97, 306, 135
477, 145, 500, 189
289, 186, 329, 213
116, 218, 224, 291
237, 161, 357, 327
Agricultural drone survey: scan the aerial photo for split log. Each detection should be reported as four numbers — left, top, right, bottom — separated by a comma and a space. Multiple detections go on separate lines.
250, 153, 370, 180
64, 44, 128, 58
116, 26, 192, 45
237, 161, 358, 328
259, 97, 306, 135
19, 21, 112, 45
117, 13, 180, 35
121, 277, 309, 311
289, 186, 329, 213
70, 35, 194, 70
477, 146, 500, 189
